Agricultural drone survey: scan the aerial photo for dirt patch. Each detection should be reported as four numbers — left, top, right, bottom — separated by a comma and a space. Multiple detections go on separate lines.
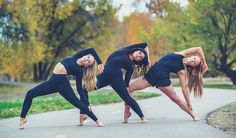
207, 102, 236, 134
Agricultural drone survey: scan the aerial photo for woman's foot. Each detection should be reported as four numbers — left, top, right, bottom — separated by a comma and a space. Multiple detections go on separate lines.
190, 111, 200, 121
78, 114, 88, 126
140, 117, 148, 123
123, 111, 132, 123
95, 120, 105, 127
19, 118, 27, 130
123, 105, 132, 123
193, 117, 200, 121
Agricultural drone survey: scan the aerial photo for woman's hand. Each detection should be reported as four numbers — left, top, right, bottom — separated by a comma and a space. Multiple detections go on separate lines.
202, 63, 208, 73
98, 64, 104, 73
201, 58, 208, 73
127, 87, 132, 95
127, 87, 130, 92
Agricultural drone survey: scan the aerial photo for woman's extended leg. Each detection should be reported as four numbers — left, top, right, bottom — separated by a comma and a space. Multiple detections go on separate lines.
129, 76, 152, 94
158, 85, 199, 121
111, 78, 147, 123
124, 76, 151, 123
20, 81, 56, 129
57, 83, 104, 126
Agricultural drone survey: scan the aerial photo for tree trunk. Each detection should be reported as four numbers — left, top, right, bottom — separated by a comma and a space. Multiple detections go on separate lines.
226, 69, 236, 85
33, 61, 51, 81
38, 61, 43, 80
43, 60, 55, 80
33, 64, 39, 81
218, 65, 236, 85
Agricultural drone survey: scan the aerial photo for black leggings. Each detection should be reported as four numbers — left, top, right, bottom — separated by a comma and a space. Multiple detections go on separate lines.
81, 72, 144, 118
20, 74, 98, 121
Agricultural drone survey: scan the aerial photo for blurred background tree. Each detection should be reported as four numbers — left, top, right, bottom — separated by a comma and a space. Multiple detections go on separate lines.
0, 0, 235, 84
0, 0, 114, 81
136, 0, 236, 84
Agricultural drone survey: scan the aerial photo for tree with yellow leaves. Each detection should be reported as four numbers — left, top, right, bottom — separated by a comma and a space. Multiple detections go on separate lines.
0, 0, 114, 81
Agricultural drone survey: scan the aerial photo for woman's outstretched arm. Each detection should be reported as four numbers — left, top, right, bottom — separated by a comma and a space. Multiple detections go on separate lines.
75, 76, 90, 107
124, 42, 147, 50
179, 47, 208, 72
73, 48, 102, 65
178, 70, 192, 111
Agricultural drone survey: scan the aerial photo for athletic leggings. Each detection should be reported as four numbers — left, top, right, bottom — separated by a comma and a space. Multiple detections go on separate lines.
20, 73, 98, 121
81, 72, 144, 118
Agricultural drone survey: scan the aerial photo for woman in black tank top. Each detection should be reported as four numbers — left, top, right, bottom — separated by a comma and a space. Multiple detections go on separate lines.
19, 48, 105, 129
123, 47, 208, 123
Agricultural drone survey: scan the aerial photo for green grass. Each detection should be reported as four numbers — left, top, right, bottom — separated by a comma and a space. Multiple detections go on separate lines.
0, 89, 160, 119
0, 84, 26, 94
203, 84, 236, 90
1, 81, 234, 119
173, 83, 236, 90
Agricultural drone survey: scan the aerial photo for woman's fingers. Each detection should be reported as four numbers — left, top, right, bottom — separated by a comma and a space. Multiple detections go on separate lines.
98, 64, 104, 73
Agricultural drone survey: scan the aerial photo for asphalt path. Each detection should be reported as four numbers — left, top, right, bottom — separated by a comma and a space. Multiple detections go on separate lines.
0, 87, 236, 138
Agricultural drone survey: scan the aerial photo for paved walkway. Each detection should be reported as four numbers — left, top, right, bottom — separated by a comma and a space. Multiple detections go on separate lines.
0, 87, 236, 138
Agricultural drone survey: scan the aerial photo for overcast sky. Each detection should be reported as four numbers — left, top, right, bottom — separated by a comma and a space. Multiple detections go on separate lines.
112, 0, 188, 21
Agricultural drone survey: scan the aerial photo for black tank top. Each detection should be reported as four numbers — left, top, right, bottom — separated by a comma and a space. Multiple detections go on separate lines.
151, 53, 185, 79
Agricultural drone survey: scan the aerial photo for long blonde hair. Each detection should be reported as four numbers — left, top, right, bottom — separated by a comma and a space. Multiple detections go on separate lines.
186, 63, 204, 97
82, 61, 97, 91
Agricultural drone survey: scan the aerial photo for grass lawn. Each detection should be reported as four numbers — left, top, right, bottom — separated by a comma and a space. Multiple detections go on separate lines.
173, 83, 236, 90
0, 81, 235, 120
203, 84, 236, 90
0, 84, 26, 94
0, 89, 160, 119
